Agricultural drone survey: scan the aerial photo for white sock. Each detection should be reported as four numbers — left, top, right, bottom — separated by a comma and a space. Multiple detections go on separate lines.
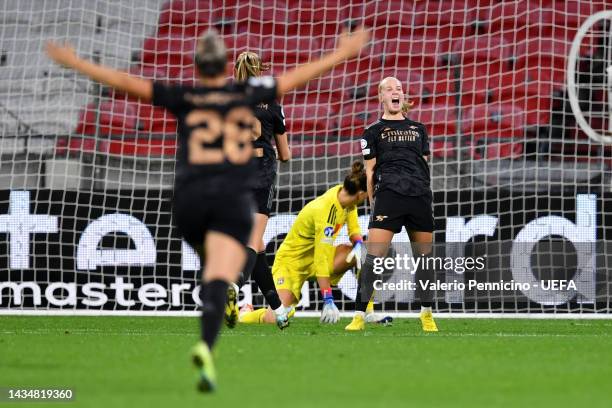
274, 305, 286, 316
421, 306, 432, 313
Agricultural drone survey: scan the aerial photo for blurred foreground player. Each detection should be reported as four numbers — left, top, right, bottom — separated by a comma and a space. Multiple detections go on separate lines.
46, 27, 369, 392
239, 162, 390, 325
346, 77, 438, 332
224, 51, 292, 330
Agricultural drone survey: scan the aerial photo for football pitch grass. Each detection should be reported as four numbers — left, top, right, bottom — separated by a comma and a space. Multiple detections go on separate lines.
2, 316, 612, 408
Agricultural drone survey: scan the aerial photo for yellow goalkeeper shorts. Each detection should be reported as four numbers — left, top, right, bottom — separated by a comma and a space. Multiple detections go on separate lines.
271, 260, 310, 302
272, 247, 340, 301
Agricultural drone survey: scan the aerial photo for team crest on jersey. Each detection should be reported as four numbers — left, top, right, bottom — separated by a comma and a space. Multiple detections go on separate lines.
277, 277, 284, 285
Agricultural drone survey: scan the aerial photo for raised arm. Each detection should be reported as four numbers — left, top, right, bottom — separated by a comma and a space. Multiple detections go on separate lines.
45, 42, 153, 102
276, 27, 369, 97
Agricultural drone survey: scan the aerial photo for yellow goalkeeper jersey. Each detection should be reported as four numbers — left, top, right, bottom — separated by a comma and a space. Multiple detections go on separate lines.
274, 185, 361, 278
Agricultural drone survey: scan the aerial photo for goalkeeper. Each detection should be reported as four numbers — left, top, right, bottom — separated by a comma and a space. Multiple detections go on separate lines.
240, 161, 387, 325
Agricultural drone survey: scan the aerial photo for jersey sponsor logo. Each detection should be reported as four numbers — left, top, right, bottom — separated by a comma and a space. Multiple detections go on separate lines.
380, 128, 420, 142
257, 103, 269, 110
375, 215, 388, 222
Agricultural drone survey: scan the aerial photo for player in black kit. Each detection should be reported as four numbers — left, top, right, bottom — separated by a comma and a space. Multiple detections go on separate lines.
223, 51, 293, 330
46, 27, 369, 392
345, 77, 439, 332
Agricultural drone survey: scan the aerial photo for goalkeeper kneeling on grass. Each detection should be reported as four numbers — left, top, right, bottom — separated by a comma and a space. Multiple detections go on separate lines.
240, 161, 390, 325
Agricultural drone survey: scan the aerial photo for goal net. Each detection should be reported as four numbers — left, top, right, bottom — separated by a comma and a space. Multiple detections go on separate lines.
1, 0, 611, 316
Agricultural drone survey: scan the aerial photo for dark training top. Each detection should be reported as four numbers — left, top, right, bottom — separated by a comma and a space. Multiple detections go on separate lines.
360, 117, 431, 197
152, 76, 278, 194
252, 100, 286, 189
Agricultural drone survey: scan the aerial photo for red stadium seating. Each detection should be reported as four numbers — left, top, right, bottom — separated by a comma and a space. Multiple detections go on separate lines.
107, 137, 177, 157
262, 37, 323, 65
382, 35, 451, 71
408, 103, 457, 139
413, 1, 477, 38
338, 100, 381, 138
141, 35, 195, 68
74, 0, 586, 159
283, 104, 335, 136
75, 100, 138, 136
234, 0, 289, 35
463, 103, 526, 139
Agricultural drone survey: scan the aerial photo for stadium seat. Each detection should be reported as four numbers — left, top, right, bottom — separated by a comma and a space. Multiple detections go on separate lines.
141, 35, 195, 68
553, 1, 607, 30
413, 1, 477, 38
462, 103, 526, 140
106, 137, 177, 157
282, 104, 335, 136
262, 37, 323, 65
135, 103, 177, 134
452, 35, 512, 68
284, 0, 343, 36
234, 0, 289, 35
362, 1, 416, 33
55, 136, 99, 158
75, 100, 138, 136
338, 100, 381, 138
477, 1, 555, 39
462, 104, 527, 159
382, 35, 451, 71
128, 65, 170, 81
408, 103, 457, 138
157, 0, 228, 37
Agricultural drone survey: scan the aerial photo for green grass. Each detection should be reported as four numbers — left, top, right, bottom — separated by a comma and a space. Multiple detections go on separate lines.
2, 316, 612, 408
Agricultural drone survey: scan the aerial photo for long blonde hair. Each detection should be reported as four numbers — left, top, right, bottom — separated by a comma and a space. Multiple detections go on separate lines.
234, 51, 270, 81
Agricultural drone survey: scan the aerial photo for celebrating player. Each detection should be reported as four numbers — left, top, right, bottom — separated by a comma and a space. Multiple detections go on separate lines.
46, 27, 369, 392
345, 76, 438, 332
239, 161, 389, 325
224, 51, 292, 330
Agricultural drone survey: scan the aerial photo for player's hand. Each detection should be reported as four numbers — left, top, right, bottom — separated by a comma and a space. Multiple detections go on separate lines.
45, 41, 78, 67
345, 240, 363, 269
336, 27, 370, 59
320, 290, 339, 324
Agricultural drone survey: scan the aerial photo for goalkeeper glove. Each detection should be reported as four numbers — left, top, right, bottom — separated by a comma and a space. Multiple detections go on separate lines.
320, 288, 339, 324
345, 239, 364, 269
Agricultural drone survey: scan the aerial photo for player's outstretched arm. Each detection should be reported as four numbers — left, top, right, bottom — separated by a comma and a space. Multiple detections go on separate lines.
45, 41, 153, 102
276, 27, 369, 97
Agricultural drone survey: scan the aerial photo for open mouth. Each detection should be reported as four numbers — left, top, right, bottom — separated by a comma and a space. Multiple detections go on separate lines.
391, 97, 400, 104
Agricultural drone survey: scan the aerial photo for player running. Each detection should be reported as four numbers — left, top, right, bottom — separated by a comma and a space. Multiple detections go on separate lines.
46, 27, 369, 392
224, 51, 292, 330
345, 76, 439, 332
239, 161, 389, 325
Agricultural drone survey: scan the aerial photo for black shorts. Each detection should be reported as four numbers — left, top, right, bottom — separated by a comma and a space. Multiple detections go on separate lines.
368, 189, 434, 233
173, 183, 255, 247
253, 182, 275, 216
